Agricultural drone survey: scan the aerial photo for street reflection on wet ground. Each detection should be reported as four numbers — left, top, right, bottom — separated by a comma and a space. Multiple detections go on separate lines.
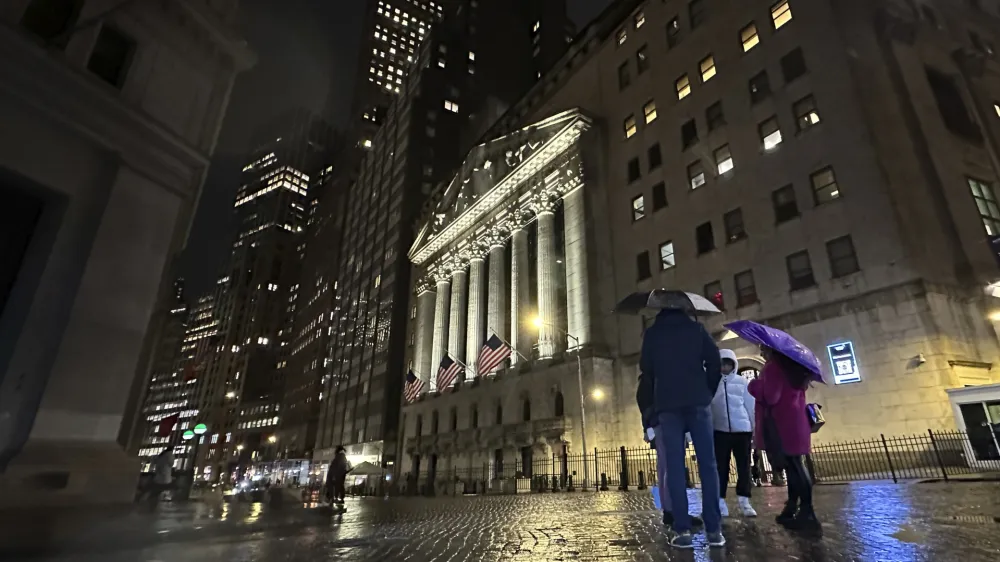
4, 481, 999, 561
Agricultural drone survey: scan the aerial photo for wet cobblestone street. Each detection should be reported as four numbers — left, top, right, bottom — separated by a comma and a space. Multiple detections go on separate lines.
5, 481, 1000, 561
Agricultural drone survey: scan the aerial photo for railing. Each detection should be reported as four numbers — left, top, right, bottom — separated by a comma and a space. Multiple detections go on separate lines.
401, 430, 1000, 496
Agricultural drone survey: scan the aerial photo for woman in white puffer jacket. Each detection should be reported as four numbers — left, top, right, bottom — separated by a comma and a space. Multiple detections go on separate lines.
711, 349, 757, 517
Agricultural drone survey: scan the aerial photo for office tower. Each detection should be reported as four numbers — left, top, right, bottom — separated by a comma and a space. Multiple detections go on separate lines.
400, 0, 1000, 491
0, 1, 253, 507
312, 0, 573, 469
193, 110, 337, 481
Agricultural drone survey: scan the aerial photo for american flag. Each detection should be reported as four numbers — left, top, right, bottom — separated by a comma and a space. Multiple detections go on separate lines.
403, 370, 425, 403
436, 356, 463, 391
476, 334, 512, 375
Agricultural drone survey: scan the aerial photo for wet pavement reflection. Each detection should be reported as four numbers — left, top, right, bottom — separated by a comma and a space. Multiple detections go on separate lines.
3, 481, 999, 561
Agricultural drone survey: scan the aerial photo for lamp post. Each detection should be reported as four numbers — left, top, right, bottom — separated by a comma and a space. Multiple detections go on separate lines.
181, 423, 208, 499
532, 316, 590, 490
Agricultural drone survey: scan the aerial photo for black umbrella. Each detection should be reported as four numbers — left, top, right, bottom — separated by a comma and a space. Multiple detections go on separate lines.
615, 289, 722, 316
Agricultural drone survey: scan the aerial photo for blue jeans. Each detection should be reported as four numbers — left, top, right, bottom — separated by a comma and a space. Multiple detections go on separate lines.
655, 407, 721, 533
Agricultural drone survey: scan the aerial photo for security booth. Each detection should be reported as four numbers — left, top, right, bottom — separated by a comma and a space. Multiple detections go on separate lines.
946, 383, 1000, 469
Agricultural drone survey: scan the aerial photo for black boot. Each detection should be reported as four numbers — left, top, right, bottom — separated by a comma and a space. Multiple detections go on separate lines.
775, 501, 797, 526
785, 506, 821, 531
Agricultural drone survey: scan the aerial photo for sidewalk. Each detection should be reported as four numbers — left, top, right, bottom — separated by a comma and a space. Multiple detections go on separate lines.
3, 481, 999, 561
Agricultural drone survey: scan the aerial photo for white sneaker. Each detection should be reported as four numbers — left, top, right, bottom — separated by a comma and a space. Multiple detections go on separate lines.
738, 496, 757, 517
719, 497, 729, 517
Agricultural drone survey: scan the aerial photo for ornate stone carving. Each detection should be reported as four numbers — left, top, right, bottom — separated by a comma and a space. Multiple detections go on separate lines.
531, 194, 559, 215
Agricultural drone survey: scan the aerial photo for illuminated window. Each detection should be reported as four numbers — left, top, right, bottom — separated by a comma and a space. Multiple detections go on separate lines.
704, 281, 724, 310
741, 23, 759, 52
676, 74, 691, 99
994, 102, 1000, 118
438, 59, 445, 68
617, 28, 627, 46
636, 45, 649, 74
643, 99, 657, 124
634, 11, 645, 29
969, 177, 1000, 235
714, 145, 734, 175
362, 139, 373, 149
468, 51, 475, 61
688, 161, 705, 189
659, 241, 676, 270
533, 21, 541, 32
700, 55, 717, 82
772, 1, 792, 29
794, 95, 821, 131
759, 116, 783, 151
624, 115, 637, 139
811, 166, 841, 203
631, 195, 645, 221
444, 100, 459, 112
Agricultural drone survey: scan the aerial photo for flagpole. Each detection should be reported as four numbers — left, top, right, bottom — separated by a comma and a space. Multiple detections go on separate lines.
487, 328, 530, 363
448, 353, 477, 380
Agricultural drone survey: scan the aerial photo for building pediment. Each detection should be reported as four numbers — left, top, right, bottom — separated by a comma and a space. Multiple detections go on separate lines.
409, 108, 591, 266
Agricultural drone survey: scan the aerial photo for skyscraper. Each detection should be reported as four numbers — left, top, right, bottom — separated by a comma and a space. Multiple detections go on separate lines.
193, 110, 337, 481
312, 0, 572, 468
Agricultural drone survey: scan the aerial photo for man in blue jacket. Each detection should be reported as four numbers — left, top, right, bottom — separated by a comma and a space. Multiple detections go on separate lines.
637, 309, 724, 549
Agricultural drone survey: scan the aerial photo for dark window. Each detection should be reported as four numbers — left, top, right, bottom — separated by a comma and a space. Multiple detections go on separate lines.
627, 157, 641, 183
631, 195, 645, 221
637, 251, 652, 280
415, 415, 423, 435
689, 0, 707, 28
706, 101, 725, 131
495, 404, 503, 425
794, 95, 822, 131
666, 17, 681, 48
0, 184, 45, 317
735, 270, 758, 307
618, 61, 631, 90
688, 161, 706, 189
431, 410, 439, 433
925, 66, 982, 142
811, 166, 841, 204
969, 177, 1000, 236
554, 392, 565, 416
19, 0, 83, 47
695, 221, 715, 254
637, 45, 650, 74
471, 405, 479, 428
787, 251, 816, 290
522, 399, 531, 421
749, 71, 771, 104
681, 119, 699, 149
87, 25, 135, 88
704, 281, 724, 310
652, 181, 668, 210
827, 235, 860, 277
724, 208, 746, 242
450, 408, 458, 431
772, 184, 799, 223
648, 143, 662, 170
781, 48, 808, 82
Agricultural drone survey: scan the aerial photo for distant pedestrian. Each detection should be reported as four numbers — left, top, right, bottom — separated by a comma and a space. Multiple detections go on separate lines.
711, 349, 757, 518
749, 347, 820, 531
637, 309, 725, 549
327, 446, 350, 506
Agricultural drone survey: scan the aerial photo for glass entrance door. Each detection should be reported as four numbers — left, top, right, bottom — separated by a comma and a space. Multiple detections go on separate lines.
960, 403, 1000, 461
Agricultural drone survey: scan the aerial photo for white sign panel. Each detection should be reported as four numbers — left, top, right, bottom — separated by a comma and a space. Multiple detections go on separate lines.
827, 341, 862, 385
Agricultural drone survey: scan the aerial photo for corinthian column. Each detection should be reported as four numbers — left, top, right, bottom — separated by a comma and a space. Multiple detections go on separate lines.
563, 186, 591, 348
430, 272, 451, 391
448, 265, 468, 373
486, 233, 508, 373
466, 253, 486, 373
535, 198, 560, 359
414, 279, 436, 385
509, 214, 531, 364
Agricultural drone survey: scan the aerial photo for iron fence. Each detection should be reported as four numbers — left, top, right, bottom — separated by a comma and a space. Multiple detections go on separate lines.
401, 430, 1000, 496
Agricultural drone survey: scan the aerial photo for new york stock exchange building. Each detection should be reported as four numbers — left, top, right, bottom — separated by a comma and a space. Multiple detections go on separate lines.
395, 0, 1000, 494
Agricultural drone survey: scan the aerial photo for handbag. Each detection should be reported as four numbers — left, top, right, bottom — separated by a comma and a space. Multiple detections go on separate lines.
806, 403, 825, 433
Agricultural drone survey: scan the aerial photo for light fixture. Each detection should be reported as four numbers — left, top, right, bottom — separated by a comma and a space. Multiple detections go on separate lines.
531, 316, 544, 329
591, 388, 605, 401
236, 444, 244, 451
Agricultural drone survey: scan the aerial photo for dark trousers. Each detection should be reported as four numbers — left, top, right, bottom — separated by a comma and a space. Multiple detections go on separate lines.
783, 455, 813, 508
714, 431, 752, 498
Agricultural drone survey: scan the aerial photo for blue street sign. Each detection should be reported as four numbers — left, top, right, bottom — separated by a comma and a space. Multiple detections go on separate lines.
827, 341, 862, 385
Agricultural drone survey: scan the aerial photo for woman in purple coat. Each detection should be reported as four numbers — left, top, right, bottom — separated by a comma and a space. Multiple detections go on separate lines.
748, 348, 820, 530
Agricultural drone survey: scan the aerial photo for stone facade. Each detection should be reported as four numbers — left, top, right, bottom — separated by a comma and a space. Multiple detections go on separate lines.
0, 0, 253, 506
397, 0, 1000, 483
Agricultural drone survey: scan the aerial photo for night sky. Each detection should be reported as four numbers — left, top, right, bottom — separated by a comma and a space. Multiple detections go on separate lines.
180, 0, 612, 297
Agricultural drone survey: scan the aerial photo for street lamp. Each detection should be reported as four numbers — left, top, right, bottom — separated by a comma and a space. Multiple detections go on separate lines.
267, 435, 278, 444
531, 315, 590, 490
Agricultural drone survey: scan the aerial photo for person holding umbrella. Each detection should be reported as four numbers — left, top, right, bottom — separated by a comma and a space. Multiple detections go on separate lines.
623, 289, 726, 549
725, 320, 824, 531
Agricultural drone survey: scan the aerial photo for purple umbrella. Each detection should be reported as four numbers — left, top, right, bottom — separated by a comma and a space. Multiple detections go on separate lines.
724, 319, 825, 383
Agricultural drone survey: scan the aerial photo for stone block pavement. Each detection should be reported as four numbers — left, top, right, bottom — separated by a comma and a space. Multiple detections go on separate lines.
2, 481, 999, 561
